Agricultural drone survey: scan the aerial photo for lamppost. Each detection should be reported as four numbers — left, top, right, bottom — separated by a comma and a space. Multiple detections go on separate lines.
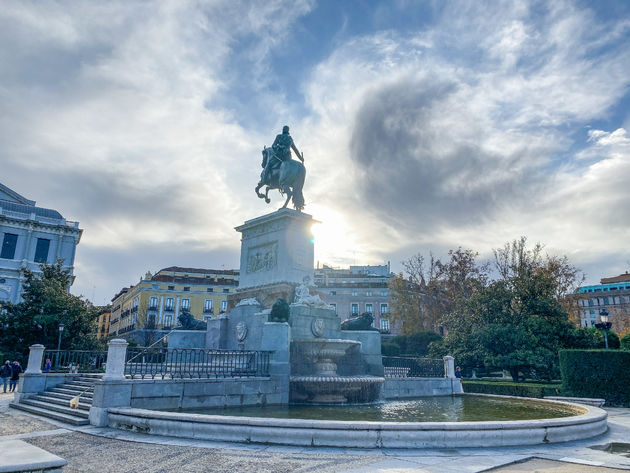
57, 323, 65, 351
595, 309, 612, 350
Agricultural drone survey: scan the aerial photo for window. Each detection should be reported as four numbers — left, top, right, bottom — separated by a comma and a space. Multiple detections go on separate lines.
329, 291, 336, 296
164, 314, 172, 327
380, 319, 390, 332
207, 287, 214, 292
366, 291, 373, 296
365, 303, 373, 313
149, 296, 158, 309
351, 303, 359, 314
165, 298, 174, 311
152, 284, 159, 290
330, 303, 337, 314
223, 288, 229, 293
184, 287, 190, 292
588, 299, 594, 307
1, 234, 18, 259
204, 299, 213, 313
34, 238, 50, 263
181, 298, 190, 310
168, 286, 175, 291
604, 297, 610, 305
380, 291, 388, 296
220, 300, 227, 312
380, 303, 388, 314
351, 291, 358, 296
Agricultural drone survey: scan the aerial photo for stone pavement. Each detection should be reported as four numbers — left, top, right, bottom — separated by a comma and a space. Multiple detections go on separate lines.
2, 391, 630, 472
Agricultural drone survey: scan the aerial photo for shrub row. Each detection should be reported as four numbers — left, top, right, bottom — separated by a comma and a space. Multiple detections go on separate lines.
559, 349, 630, 407
462, 381, 562, 398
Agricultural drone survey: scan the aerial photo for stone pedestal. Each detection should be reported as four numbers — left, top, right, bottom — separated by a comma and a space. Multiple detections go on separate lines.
25, 344, 45, 374
230, 209, 317, 308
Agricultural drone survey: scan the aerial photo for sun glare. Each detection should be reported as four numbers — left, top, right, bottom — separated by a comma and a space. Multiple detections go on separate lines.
310, 206, 362, 268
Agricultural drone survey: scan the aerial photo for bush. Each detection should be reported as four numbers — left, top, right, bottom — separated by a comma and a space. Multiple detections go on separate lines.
620, 333, 630, 351
462, 381, 562, 398
381, 342, 401, 356
559, 349, 630, 407
391, 331, 442, 356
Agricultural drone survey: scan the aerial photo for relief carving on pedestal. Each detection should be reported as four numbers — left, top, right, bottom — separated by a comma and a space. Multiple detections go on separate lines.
246, 242, 278, 274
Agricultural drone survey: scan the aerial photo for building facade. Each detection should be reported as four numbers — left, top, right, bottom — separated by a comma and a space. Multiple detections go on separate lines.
575, 272, 630, 333
0, 183, 82, 304
314, 263, 400, 335
108, 266, 239, 337
96, 310, 111, 339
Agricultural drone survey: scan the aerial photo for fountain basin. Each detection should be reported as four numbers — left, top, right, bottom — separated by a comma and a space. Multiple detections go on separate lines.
106, 394, 608, 448
290, 375, 384, 404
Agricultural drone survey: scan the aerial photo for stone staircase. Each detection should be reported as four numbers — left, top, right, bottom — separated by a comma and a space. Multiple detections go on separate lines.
10, 374, 102, 426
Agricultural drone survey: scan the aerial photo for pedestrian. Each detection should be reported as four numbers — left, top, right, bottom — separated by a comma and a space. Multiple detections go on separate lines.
43, 358, 51, 373
9, 361, 22, 392
0, 361, 11, 393
455, 366, 463, 379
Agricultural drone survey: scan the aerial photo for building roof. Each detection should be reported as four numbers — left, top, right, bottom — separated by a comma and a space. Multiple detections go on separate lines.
601, 272, 630, 284
150, 274, 239, 285
158, 266, 239, 276
0, 200, 64, 220
0, 182, 35, 206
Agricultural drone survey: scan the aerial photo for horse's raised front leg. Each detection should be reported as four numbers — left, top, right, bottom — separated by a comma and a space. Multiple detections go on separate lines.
255, 182, 266, 199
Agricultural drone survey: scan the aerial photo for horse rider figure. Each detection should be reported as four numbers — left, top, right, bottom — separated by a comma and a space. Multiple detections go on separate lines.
262, 125, 304, 186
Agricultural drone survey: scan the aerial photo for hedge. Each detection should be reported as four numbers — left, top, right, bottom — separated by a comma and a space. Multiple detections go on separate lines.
462, 381, 562, 398
559, 349, 630, 407
621, 333, 630, 351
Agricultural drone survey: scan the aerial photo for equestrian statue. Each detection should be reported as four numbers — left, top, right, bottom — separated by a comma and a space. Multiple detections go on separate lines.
255, 125, 306, 211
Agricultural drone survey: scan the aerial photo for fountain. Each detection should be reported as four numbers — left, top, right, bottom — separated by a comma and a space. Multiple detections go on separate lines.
290, 338, 383, 403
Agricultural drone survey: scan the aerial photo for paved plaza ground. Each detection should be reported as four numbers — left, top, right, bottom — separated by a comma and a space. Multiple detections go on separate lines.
2, 391, 630, 473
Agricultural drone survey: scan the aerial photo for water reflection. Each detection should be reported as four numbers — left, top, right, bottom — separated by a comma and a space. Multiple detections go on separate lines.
168, 395, 577, 422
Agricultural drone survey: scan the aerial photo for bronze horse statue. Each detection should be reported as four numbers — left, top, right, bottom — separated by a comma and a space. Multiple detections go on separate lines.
255, 147, 306, 211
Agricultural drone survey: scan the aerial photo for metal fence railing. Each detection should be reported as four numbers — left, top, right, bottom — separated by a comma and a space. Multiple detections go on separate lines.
124, 347, 271, 380
382, 356, 444, 378
42, 350, 108, 373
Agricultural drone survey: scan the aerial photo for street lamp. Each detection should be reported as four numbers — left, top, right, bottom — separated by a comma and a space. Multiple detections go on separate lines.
57, 323, 65, 351
595, 309, 612, 350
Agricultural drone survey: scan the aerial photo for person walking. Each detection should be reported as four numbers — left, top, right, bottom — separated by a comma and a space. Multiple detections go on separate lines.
0, 361, 11, 393
9, 361, 21, 392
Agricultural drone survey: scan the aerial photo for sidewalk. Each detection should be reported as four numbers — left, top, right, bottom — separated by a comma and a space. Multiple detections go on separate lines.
2, 391, 630, 473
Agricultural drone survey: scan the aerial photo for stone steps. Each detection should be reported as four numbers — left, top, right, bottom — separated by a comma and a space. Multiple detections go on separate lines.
19, 398, 90, 418
49, 386, 93, 398
9, 402, 90, 426
41, 390, 93, 403
31, 394, 91, 411
10, 373, 101, 426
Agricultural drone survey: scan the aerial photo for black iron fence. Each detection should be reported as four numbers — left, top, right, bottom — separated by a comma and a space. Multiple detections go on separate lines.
382, 356, 444, 378
42, 350, 107, 373
125, 347, 271, 380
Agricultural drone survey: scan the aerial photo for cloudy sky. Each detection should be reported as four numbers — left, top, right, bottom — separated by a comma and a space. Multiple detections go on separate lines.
1, 0, 629, 304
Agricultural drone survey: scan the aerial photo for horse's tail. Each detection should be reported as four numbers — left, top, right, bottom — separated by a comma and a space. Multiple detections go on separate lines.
291, 163, 306, 210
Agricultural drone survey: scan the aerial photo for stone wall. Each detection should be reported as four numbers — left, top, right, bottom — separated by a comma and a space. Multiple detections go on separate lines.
127, 377, 286, 410
167, 330, 206, 349
383, 377, 463, 398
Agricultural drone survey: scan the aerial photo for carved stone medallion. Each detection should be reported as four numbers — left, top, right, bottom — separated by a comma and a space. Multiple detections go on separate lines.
311, 318, 324, 338
236, 322, 248, 342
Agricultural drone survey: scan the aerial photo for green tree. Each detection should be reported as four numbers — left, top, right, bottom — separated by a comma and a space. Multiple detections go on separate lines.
0, 262, 103, 362
436, 238, 587, 381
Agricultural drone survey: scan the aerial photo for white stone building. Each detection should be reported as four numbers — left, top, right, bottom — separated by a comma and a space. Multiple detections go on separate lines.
0, 183, 82, 304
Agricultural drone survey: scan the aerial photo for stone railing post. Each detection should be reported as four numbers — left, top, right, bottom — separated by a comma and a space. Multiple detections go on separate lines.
25, 344, 45, 374
443, 355, 455, 379
103, 339, 128, 380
